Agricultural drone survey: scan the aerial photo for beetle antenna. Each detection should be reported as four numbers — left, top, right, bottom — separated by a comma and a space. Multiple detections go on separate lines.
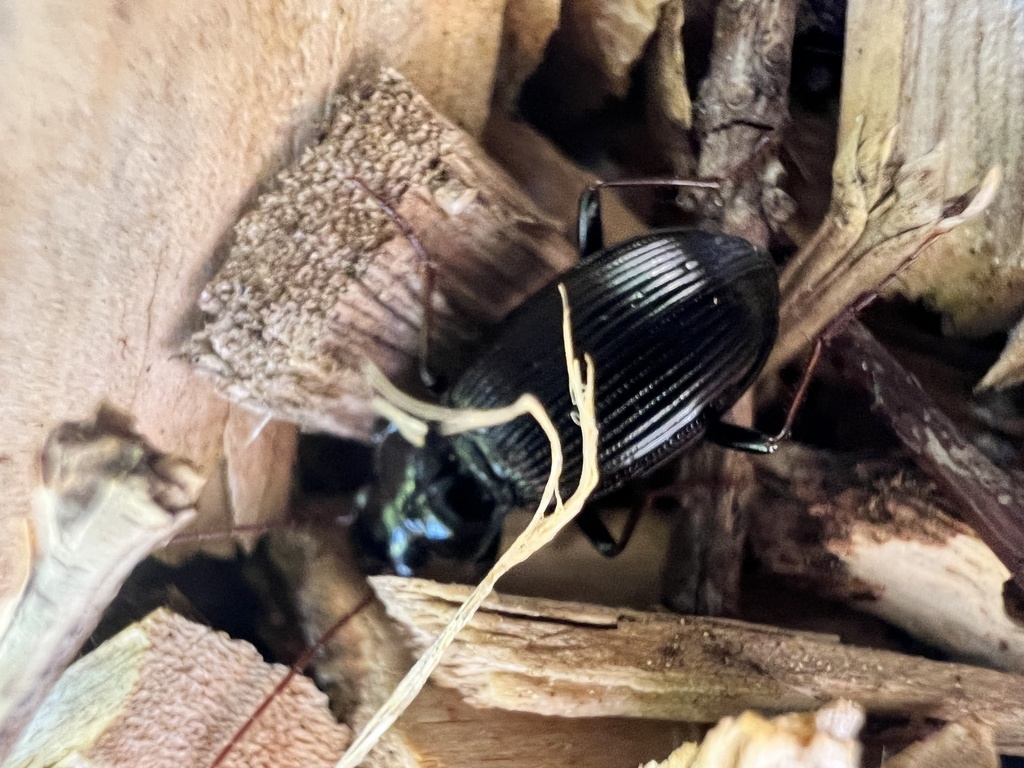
348, 177, 438, 389
771, 165, 1001, 444
588, 178, 721, 192
772, 228, 949, 445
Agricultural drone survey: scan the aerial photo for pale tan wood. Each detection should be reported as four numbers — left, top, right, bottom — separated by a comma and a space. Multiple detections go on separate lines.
840, 0, 1024, 345
404, 684, 687, 768
371, 576, 1024, 754
764, 118, 998, 379
2, 608, 350, 768
0, 0, 509, 629
882, 719, 998, 768
643, 701, 863, 768
491, 0, 563, 115
382, 0, 507, 136
752, 445, 1024, 672
0, 408, 201, 760
188, 69, 576, 441
561, 0, 670, 99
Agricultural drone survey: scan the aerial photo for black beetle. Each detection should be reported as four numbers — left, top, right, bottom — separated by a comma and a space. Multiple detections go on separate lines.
354, 180, 783, 576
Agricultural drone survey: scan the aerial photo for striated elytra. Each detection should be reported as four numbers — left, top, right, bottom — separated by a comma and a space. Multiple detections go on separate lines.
355, 185, 780, 576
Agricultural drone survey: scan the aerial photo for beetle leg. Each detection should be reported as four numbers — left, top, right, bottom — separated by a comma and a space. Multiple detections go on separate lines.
575, 504, 642, 558
705, 421, 780, 454
576, 187, 605, 258
576, 178, 722, 259
349, 177, 440, 390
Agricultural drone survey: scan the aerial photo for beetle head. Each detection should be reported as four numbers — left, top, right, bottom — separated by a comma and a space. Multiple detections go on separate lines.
354, 424, 508, 575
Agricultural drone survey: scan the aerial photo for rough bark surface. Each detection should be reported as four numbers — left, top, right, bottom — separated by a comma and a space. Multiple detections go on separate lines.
188, 69, 576, 440
827, 322, 1024, 589
694, 0, 797, 244
752, 444, 1024, 672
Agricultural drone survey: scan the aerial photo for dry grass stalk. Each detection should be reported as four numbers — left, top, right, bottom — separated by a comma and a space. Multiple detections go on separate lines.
336, 285, 600, 767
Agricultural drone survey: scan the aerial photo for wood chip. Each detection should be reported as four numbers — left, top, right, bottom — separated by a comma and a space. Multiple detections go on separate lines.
882, 719, 998, 768
2, 609, 350, 768
643, 700, 863, 768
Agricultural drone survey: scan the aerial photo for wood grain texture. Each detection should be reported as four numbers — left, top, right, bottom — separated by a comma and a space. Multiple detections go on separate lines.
0, 0, 508, 616
3, 609, 351, 768
0, 408, 200, 760
404, 684, 687, 768
841, 0, 1024, 342
188, 69, 576, 440
372, 577, 1024, 754
752, 444, 1024, 672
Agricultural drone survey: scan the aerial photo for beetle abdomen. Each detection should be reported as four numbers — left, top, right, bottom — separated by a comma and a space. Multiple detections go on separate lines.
447, 228, 778, 503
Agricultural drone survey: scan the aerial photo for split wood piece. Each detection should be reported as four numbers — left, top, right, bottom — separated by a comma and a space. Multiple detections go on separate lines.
693, 0, 798, 245
405, 684, 686, 768
882, 719, 998, 768
188, 68, 576, 441
643, 701, 863, 768
0, 0, 507, 616
826, 321, 1024, 592
560, 0, 673, 100
490, 0, 562, 116
840, 0, 1024, 345
983, 318, 1024, 390
764, 118, 1000, 380
1, 608, 350, 768
752, 443, 1024, 672
0, 0, 348, 635
0, 407, 201, 761
371, 576, 1024, 755
273, 522, 690, 768
645, 0, 696, 178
